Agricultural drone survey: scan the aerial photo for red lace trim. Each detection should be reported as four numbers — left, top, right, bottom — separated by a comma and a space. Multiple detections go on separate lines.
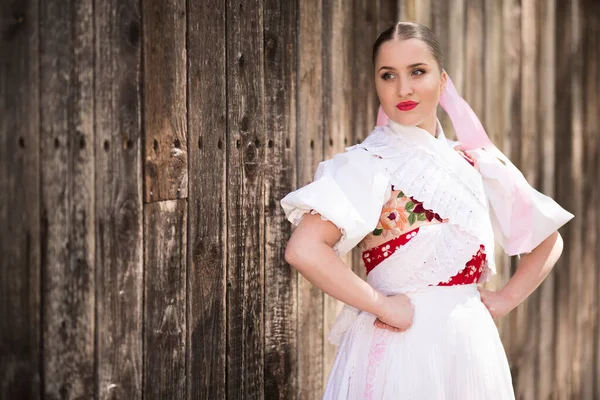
361, 227, 485, 286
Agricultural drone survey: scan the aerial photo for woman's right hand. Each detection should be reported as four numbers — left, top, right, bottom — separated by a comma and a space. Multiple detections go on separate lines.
373, 293, 415, 332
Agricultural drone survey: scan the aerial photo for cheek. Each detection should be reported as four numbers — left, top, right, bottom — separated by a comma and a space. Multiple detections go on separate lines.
375, 81, 396, 107
418, 77, 442, 103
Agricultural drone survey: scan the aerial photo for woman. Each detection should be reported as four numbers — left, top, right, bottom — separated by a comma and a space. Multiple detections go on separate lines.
280, 22, 573, 399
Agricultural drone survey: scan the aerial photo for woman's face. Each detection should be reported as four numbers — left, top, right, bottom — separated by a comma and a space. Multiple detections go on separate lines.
374, 38, 446, 133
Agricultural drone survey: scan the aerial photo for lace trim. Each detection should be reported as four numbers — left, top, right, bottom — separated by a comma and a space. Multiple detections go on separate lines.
286, 208, 347, 257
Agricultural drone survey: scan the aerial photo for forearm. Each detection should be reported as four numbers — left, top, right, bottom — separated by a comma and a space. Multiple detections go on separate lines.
500, 231, 564, 310
285, 240, 386, 317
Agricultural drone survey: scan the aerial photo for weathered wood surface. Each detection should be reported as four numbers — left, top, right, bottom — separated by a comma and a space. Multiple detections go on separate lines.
1, 1, 600, 399
536, 1, 558, 398
263, 0, 298, 398
225, 0, 265, 398
143, 0, 187, 202
144, 200, 187, 399
186, 0, 227, 398
39, 0, 96, 398
554, 0, 576, 397
297, 0, 325, 397
0, 0, 41, 398
94, 0, 144, 398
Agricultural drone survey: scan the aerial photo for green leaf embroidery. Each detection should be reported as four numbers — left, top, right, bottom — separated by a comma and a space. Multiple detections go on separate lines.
408, 212, 417, 225
405, 201, 415, 212
397, 191, 405, 198
417, 213, 427, 221
373, 228, 384, 236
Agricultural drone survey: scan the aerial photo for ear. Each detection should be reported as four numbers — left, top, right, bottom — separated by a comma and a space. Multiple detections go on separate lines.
440, 70, 448, 94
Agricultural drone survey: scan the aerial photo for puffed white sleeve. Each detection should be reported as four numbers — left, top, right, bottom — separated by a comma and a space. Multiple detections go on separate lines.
469, 146, 574, 256
280, 148, 391, 257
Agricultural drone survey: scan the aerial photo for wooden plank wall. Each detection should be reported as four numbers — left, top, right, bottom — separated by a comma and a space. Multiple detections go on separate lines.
1, 1, 599, 399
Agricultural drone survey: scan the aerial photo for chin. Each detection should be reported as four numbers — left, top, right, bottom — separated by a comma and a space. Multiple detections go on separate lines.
389, 112, 424, 127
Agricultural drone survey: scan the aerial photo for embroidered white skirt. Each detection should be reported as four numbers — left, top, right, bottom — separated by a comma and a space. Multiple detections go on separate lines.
323, 284, 515, 400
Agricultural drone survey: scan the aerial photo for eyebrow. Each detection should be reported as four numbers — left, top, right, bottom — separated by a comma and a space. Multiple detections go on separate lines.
378, 63, 428, 72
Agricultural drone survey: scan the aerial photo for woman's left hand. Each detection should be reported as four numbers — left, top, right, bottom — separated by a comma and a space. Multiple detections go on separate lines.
477, 287, 515, 319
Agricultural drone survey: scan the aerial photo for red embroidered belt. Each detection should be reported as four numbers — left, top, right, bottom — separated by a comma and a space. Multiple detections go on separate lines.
361, 227, 485, 286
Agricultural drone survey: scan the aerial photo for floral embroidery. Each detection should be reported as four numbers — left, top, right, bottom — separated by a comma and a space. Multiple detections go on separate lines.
372, 188, 442, 236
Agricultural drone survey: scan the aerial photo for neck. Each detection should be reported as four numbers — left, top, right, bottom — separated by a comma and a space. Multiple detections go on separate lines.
417, 115, 438, 137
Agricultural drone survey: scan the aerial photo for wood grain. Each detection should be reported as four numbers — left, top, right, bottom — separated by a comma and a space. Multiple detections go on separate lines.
142, 0, 188, 202
553, 0, 575, 396
536, 1, 558, 398
226, 0, 266, 398
263, 0, 298, 398
143, 200, 187, 400
186, 0, 227, 398
39, 0, 96, 398
513, 2, 538, 398
94, 0, 144, 397
567, 0, 585, 397
0, 0, 41, 397
297, 0, 325, 396
500, 0, 522, 373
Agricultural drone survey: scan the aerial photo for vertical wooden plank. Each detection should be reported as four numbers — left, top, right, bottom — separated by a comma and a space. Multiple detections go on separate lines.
553, 0, 575, 397
186, 0, 227, 398
95, 0, 143, 397
0, 0, 41, 398
143, 200, 186, 399
586, 6, 600, 399
579, 3, 597, 397
513, 2, 538, 399
263, 0, 298, 398
500, 0, 521, 374
568, 0, 585, 398
142, 0, 187, 202
297, 0, 325, 397
536, 1, 557, 398
141, 1, 187, 397
321, 0, 353, 386
38, 0, 96, 398
226, 0, 265, 398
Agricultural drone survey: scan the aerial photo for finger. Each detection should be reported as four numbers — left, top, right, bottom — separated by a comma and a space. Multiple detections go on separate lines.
374, 319, 402, 332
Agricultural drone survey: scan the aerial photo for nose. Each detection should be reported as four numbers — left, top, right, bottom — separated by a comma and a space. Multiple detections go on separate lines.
396, 76, 413, 98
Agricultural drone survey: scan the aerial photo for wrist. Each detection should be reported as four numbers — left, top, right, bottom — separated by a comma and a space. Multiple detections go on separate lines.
368, 289, 390, 318
498, 287, 520, 311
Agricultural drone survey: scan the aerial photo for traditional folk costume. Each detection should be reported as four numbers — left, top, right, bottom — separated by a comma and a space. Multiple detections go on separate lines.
280, 77, 573, 399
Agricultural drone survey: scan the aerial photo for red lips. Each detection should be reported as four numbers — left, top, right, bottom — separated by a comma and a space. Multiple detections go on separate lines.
396, 101, 418, 111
